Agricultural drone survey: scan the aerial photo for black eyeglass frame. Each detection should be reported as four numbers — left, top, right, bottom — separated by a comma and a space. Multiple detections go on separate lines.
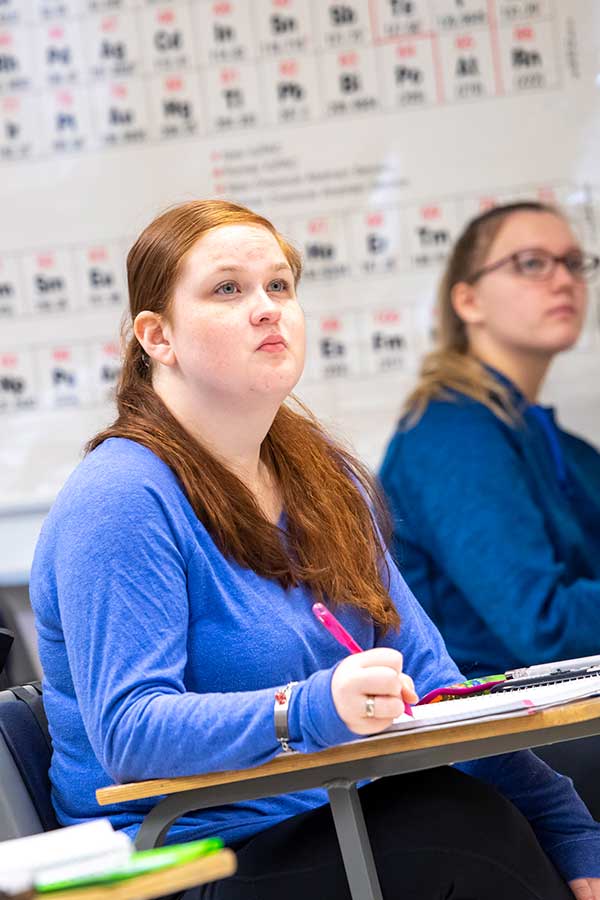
467, 248, 600, 285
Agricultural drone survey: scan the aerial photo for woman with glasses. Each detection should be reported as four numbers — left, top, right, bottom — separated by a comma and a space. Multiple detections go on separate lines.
379, 200, 600, 815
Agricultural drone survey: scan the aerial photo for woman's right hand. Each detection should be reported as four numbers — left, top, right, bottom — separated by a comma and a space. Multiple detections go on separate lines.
331, 647, 418, 735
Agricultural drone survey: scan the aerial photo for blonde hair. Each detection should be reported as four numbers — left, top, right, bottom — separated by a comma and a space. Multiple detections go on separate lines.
403, 201, 561, 425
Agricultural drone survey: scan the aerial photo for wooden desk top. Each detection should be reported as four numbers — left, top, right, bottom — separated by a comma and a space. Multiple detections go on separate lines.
97, 696, 600, 806
33, 849, 236, 900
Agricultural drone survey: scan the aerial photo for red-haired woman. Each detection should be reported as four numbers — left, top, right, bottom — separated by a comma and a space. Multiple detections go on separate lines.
31, 200, 599, 900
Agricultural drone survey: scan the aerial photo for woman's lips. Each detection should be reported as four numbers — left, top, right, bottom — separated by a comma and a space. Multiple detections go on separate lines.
547, 305, 577, 317
258, 335, 287, 352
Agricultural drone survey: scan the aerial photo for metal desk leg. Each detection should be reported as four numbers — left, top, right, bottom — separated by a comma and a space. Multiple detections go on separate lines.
327, 780, 384, 900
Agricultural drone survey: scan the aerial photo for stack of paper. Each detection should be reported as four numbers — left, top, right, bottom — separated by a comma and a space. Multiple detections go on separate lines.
389, 673, 600, 733
0, 819, 132, 895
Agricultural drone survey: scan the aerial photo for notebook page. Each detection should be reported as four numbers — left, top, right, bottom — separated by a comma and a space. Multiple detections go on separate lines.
389, 673, 600, 732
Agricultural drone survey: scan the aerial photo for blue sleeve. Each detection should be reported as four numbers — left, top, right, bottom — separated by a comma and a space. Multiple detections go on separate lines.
52, 478, 357, 784
381, 561, 600, 882
381, 406, 600, 666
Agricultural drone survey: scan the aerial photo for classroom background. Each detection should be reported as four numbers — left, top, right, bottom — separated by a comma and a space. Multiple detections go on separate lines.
1, 0, 599, 680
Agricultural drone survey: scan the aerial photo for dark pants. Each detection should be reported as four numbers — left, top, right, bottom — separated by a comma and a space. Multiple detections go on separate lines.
187, 766, 572, 900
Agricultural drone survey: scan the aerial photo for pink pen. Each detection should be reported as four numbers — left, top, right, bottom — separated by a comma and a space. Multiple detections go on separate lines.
311, 602, 414, 717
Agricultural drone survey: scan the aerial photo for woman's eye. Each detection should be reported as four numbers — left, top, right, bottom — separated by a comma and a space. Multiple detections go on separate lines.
519, 255, 546, 272
565, 253, 584, 273
268, 279, 289, 293
215, 282, 239, 296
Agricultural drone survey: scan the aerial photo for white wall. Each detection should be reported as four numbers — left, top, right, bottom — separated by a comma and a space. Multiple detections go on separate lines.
1, 0, 599, 579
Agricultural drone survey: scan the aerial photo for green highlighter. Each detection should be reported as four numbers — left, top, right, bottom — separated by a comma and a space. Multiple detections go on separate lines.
36, 837, 224, 893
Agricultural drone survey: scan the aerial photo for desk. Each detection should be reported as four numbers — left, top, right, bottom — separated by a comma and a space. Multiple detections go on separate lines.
32, 850, 236, 900
98, 697, 600, 900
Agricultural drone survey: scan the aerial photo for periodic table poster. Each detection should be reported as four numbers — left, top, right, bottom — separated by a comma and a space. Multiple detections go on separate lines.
1, 0, 600, 524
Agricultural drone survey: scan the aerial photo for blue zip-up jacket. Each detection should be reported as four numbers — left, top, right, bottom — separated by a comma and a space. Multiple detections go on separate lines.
379, 375, 600, 678
30, 437, 600, 880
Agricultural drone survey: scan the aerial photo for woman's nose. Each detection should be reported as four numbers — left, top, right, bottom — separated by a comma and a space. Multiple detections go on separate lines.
552, 258, 578, 289
250, 290, 282, 324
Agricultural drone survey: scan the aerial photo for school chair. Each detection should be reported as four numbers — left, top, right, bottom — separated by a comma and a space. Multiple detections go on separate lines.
0, 681, 58, 841
0, 683, 238, 897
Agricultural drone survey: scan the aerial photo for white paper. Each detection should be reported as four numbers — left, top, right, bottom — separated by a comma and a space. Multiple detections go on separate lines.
389, 675, 600, 732
0, 818, 132, 883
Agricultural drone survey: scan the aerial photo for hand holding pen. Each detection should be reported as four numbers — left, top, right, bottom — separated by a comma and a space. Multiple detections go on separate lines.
312, 603, 417, 735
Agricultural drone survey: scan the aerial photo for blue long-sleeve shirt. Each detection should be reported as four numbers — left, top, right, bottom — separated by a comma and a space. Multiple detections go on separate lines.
379, 379, 600, 679
30, 437, 600, 880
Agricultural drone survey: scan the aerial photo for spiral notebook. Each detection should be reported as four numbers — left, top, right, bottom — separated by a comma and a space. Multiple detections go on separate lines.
388, 673, 600, 733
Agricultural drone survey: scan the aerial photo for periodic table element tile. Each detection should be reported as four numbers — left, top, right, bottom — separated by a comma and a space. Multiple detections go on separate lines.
260, 54, 321, 126
0, 24, 35, 94
496, 0, 553, 25
36, 344, 89, 409
74, 242, 127, 310
85, 0, 136, 13
36, 0, 87, 19
378, 37, 439, 110
204, 62, 262, 132
149, 71, 203, 140
290, 215, 352, 282
85, 11, 141, 80
22, 248, 77, 315
254, 0, 313, 57
461, 188, 529, 219
498, 20, 559, 94
462, 183, 570, 221
320, 46, 380, 117
0, 255, 24, 318
371, 0, 432, 39
90, 338, 121, 405
362, 307, 414, 376
140, 3, 197, 72
42, 86, 92, 154
313, 0, 372, 49
0, 0, 31, 27
0, 349, 37, 413
437, 29, 498, 101
306, 311, 362, 382
349, 207, 406, 276
91, 77, 149, 146
193, 0, 255, 67
459, 184, 560, 221
35, 18, 85, 87
0, 92, 39, 160
405, 200, 459, 267
430, 0, 489, 31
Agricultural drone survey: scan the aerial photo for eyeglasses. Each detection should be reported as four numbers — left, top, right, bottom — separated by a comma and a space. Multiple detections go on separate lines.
468, 248, 600, 284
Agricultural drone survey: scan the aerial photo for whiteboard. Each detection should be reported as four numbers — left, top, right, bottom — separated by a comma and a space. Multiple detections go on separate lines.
1, 0, 599, 576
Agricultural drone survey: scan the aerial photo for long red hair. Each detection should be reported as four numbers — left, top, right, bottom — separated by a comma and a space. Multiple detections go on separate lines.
88, 200, 400, 632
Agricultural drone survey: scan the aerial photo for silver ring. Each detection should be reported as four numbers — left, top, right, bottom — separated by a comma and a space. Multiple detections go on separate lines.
364, 695, 375, 718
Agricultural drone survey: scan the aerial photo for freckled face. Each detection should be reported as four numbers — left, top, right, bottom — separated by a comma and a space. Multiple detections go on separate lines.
163, 224, 305, 406
467, 212, 587, 357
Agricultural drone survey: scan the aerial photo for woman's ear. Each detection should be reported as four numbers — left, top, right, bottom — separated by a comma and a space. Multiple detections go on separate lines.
133, 311, 176, 367
451, 281, 485, 326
